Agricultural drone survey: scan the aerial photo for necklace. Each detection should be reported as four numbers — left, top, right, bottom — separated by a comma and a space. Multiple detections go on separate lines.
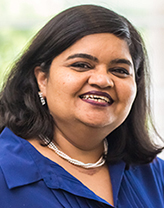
41, 136, 108, 169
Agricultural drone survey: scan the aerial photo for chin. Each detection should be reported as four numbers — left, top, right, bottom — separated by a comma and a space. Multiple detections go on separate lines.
82, 119, 115, 129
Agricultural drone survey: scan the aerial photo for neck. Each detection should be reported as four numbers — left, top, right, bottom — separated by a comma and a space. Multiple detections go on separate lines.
53, 124, 108, 164
43, 136, 108, 169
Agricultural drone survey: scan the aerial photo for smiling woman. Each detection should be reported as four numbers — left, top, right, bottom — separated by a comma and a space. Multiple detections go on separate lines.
0, 4, 164, 208
35, 33, 136, 147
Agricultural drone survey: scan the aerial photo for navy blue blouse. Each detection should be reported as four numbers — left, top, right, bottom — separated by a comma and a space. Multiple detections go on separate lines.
0, 127, 163, 208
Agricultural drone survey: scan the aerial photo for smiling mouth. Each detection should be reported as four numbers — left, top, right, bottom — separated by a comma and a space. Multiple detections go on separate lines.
81, 94, 109, 103
79, 91, 114, 106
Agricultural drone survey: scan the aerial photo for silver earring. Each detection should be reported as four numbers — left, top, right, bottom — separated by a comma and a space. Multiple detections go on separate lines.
38, 92, 46, 105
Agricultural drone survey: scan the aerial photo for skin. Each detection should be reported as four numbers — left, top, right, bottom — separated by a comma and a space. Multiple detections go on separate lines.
33, 33, 137, 205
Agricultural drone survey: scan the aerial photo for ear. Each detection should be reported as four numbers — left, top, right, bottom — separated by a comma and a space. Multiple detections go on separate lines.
34, 66, 47, 97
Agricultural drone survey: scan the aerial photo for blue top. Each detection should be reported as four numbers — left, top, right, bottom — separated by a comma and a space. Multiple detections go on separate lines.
0, 127, 163, 208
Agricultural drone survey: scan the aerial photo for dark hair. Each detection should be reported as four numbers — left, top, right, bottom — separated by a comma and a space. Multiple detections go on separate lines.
0, 5, 163, 165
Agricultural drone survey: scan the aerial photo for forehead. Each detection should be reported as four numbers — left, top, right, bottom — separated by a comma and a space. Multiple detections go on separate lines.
57, 33, 132, 62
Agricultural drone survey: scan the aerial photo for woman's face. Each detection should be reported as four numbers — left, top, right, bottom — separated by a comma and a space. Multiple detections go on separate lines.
36, 33, 137, 135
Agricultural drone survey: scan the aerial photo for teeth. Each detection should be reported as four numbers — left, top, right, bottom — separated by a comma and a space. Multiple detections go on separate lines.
82, 95, 110, 103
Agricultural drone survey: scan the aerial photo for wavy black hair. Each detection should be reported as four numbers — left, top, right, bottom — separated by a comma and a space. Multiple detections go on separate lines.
0, 5, 163, 164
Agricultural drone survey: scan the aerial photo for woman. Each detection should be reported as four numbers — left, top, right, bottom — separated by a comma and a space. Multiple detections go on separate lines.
0, 5, 163, 208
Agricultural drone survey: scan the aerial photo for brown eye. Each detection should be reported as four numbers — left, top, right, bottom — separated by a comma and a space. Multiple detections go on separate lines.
70, 62, 93, 71
71, 62, 91, 68
111, 67, 130, 76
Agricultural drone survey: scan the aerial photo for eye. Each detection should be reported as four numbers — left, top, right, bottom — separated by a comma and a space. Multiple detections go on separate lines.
70, 62, 93, 71
110, 67, 130, 77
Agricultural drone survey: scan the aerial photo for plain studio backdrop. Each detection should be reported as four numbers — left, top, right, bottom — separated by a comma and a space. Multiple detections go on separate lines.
0, 0, 164, 158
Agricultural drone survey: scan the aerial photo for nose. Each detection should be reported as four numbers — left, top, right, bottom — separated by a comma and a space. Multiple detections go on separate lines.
88, 68, 114, 89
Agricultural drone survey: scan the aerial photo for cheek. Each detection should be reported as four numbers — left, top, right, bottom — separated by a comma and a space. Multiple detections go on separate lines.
46, 71, 86, 102
57, 72, 87, 95
118, 81, 137, 106
48, 72, 72, 94
126, 85, 137, 108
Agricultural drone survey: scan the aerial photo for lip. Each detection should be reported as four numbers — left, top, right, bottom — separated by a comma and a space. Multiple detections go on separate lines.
79, 90, 114, 107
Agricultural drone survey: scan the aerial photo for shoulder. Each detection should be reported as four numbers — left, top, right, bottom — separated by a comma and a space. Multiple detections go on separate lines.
0, 127, 42, 189
0, 165, 8, 188
122, 157, 164, 194
131, 156, 164, 175
150, 157, 164, 185
129, 157, 164, 191
150, 156, 164, 170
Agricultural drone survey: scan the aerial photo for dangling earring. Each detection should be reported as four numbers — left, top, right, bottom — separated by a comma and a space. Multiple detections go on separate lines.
38, 92, 46, 105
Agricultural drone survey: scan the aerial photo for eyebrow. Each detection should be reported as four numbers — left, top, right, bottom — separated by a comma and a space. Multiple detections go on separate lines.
110, 58, 133, 67
66, 53, 133, 67
66, 53, 99, 62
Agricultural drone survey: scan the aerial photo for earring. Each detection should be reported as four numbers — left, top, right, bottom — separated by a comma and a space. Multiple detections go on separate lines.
38, 92, 46, 105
